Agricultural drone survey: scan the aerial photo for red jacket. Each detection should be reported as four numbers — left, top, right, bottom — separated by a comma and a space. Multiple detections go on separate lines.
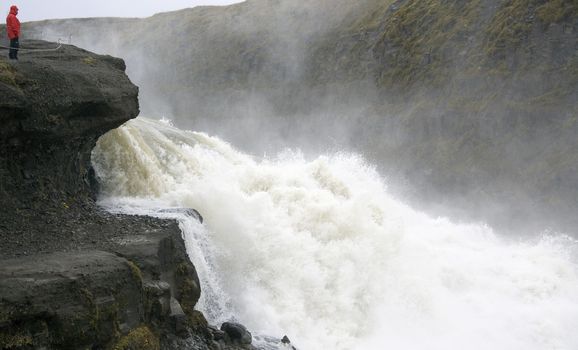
6, 6, 20, 39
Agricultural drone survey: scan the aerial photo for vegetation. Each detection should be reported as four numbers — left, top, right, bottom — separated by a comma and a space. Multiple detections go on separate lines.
113, 326, 160, 350
376, 0, 482, 86
82, 56, 97, 65
0, 329, 33, 349
126, 260, 143, 286
175, 263, 199, 316
0, 62, 17, 86
536, 0, 578, 24
484, 0, 535, 59
305, 0, 578, 230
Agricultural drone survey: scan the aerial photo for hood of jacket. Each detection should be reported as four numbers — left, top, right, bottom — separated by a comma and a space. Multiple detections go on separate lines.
9, 6, 18, 15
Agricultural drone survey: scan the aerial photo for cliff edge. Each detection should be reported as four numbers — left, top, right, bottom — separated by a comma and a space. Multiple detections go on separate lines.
0, 40, 137, 209
0, 41, 230, 350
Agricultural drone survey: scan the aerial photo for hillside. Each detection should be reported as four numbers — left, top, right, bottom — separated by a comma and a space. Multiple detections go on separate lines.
24, 0, 578, 233
307, 0, 578, 231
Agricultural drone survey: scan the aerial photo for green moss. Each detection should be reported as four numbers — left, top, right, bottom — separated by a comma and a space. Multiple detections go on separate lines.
175, 263, 198, 316
376, 0, 481, 87
447, 94, 497, 114
0, 62, 17, 86
484, 0, 535, 62
0, 329, 33, 348
345, 0, 578, 88
126, 260, 143, 285
82, 56, 97, 65
76, 286, 121, 345
187, 310, 208, 329
537, 0, 577, 24
343, 0, 396, 32
113, 326, 159, 350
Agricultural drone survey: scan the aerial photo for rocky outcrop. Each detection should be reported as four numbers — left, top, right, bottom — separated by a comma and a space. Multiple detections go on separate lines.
0, 226, 203, 349
305, 0, 578, 232
0, 40, 138, 209
0, 40, 232, 349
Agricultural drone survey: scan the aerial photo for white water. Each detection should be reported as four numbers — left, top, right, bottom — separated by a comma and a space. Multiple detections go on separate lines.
93, 117, 578, 350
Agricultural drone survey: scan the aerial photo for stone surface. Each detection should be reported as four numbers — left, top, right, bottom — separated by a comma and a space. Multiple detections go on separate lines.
0, 218, 204, 349
0, 40, 215, 349
0, 40, 139, 211
221, 322, 252, 345
0, 251, 142, 348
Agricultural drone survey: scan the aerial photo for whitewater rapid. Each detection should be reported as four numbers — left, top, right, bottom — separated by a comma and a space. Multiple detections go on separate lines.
92, 117, 578, 350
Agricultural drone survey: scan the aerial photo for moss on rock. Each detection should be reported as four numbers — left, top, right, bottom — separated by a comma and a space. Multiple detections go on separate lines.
175, 263, 200, 317
126, 260, 143, 286
537, 0, 577, 24
113, 326, 159, 350
0, 61, 17, 86
0, 329, 33, 349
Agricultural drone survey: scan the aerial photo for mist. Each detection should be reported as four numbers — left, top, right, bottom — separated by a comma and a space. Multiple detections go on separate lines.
26, 1, 381, 151
11, 0, 244, 22
23, 0, 578, 237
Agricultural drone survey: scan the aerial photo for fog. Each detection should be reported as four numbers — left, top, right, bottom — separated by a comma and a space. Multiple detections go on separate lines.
27, 0, 380, 151
8, 0, 243, 22
24, 0, 578, 237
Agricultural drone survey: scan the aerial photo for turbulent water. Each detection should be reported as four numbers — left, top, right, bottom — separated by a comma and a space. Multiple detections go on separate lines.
92, 117, 578, 350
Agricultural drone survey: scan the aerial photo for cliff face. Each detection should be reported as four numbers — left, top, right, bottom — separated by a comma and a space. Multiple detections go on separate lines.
25, 0, 578, 233
0, 40, 138, 210
307, 0, 578, 231
0, 41, 209, 350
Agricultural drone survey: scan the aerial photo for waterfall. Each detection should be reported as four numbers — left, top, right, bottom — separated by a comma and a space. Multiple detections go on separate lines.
92, 117, 578, 350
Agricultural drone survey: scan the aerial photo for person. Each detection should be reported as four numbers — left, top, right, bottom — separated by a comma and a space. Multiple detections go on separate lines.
6, 5, 20, 60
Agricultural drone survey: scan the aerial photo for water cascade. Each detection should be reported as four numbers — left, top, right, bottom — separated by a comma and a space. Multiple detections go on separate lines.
92, 117, 578, 350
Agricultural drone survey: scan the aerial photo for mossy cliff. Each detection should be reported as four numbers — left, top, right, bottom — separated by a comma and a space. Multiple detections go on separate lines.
310, 0, 578, 230
25, 0, 578, 232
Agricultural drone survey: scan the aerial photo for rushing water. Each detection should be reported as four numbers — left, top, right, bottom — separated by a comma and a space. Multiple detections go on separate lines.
92, 117, 578, 350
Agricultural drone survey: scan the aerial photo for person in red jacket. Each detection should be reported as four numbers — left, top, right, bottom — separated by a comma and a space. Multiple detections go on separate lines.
6, 5, 20, 60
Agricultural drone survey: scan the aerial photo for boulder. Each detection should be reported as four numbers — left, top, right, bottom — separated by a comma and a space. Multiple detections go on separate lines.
221, 322, 253, 345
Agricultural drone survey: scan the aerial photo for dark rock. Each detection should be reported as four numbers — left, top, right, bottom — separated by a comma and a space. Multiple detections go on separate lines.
0, 219, 207, 349
0, 251, 143, 348
281, 335, 298, 349
221, 322, 253, 345
0, 41, 211, 350
210, 326, 226, 341
169, 297, 188, 337
0, 40, 139, 213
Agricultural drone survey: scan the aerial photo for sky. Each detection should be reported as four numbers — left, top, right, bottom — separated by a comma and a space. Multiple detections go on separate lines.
5, 0, 244, 22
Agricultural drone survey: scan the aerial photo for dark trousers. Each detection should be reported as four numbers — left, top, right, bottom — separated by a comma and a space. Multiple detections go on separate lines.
9, 37, 19, 60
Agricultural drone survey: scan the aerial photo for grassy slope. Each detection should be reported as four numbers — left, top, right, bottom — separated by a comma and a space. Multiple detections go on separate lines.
305, 0, 578, 231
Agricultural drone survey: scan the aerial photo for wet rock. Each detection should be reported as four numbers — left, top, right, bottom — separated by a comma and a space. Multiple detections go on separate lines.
0, 41, 208, 349
170, 297, 188, 337
281, 335, 297, 349
0, 40, 139, 213
159, 207, 204, 223
210, 326, 226, 341
221, 322, 252, 345
0, 251, 143, 348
